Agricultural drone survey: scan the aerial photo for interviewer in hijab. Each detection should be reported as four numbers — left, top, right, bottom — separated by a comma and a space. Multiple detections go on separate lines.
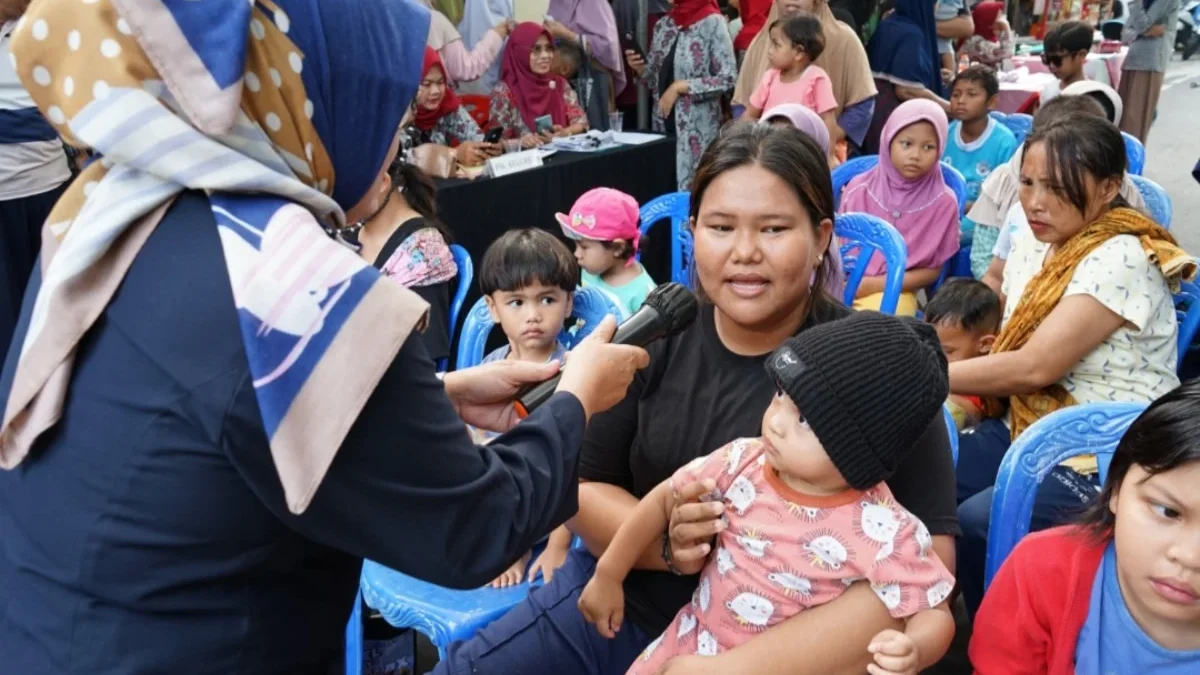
0, 1, 646, 673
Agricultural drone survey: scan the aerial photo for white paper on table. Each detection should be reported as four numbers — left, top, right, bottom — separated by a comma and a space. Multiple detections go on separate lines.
612, 131, 665, 146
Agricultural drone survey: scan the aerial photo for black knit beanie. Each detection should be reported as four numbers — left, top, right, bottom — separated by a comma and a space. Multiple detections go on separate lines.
764, 311, 949, 490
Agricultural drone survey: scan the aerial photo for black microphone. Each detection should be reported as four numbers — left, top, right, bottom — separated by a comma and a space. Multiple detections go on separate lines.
513, 282, 699, 418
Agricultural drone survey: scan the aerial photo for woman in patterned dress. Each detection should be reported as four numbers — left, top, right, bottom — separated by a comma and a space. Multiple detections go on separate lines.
489, 23, 589, 149
950, 115, 1194, 618
623, 0, 736, 190
407, 47, 499, 168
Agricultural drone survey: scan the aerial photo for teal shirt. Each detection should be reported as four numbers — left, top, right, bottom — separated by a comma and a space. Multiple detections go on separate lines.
581, 266, 657, 318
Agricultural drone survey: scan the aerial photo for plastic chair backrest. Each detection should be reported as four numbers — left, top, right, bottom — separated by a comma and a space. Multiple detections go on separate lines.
455, 286, 624, 369
943, 405, 959, 467
831, 155, 969, 218
984, 402, 1146, 589
1130, 174, 1172, 228
460, 94, 491, 130
1123, 131, 1145, 176
835, 213, 908, 314
449, 245, 474, 340
989, 111, 1034, 145
1174, 279, 1200, 369
637, 192, 692, 287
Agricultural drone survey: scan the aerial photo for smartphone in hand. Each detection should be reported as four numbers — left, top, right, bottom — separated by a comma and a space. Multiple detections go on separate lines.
535, 115, 554, 134
483, 127, 504, 143
622, 32, 647, 62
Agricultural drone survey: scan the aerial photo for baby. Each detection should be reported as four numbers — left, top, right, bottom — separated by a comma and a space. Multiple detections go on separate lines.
578, 312, 957, 675
924, 279, 1001, 429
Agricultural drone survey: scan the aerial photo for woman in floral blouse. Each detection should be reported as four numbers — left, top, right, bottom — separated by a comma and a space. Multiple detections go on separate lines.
624, 0, 736, 190
408, 47, 499, 167
489, 23, 589, 148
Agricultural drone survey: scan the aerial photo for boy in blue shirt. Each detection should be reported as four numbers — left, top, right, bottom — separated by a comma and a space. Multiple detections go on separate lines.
943, 65, 1018, 275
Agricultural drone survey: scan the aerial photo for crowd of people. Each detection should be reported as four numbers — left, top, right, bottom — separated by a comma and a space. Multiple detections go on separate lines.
1, 0, 1199, 674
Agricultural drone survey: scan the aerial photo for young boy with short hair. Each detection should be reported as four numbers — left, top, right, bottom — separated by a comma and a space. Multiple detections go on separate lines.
475, 228, 580, 588
942, 65, 1018, 262
924, 278, 1002, 429
1039, 21, 1094, 104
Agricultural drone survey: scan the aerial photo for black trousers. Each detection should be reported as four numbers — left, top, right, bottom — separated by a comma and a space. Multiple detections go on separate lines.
0, 182, 67, 358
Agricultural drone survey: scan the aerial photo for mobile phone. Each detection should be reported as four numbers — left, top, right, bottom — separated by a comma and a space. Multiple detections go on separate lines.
535, 115, 553, 134
622, 32, 646, 61
483, 127, 504, 143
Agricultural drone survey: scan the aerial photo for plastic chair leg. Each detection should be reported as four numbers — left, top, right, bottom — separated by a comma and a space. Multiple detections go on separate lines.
345, 590, 364, 675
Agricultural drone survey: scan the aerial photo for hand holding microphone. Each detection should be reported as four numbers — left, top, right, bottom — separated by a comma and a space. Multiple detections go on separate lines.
517, 283, 700, 419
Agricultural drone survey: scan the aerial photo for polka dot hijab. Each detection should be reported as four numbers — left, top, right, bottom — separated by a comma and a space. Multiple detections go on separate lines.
1, 0, 431, 514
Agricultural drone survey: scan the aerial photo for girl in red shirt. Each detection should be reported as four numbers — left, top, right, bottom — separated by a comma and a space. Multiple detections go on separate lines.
970, 379, 1200, 674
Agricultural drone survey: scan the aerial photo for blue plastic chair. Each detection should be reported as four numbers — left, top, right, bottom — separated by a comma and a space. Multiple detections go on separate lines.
1122, 131, 1145, 176
1174, 279, 1200, 369
984, 402, 1146, 589
454, 286, 624, 369
989, 111, 1034, 145
1130, 174, 1172, 228
943, 404, 959, 467
637, 192, 692, 287
831, 156, 969, 219
436, 245, 474, 372
835, 213, 908, 315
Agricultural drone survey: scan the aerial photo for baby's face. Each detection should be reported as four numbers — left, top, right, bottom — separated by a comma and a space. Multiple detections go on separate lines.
760, 392, 846, 491
551, 55, 578, 80
933, 322, 993, 363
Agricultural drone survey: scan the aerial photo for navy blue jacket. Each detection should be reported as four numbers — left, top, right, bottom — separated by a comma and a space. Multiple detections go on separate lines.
0, 192, 584, 674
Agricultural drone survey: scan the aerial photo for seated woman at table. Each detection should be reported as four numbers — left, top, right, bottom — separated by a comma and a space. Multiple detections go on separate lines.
862, 0, 950, 154
951, 114, 1192, 618
960, 2, 1014, 69
351, 158, 458, 366
490, 23, 590, 149
431, 122, 959, 675
407, 47, 500, 168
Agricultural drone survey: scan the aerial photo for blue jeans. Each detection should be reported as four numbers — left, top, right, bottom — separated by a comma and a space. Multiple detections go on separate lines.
957, 466, 1101, 618
429, 548, 651, 675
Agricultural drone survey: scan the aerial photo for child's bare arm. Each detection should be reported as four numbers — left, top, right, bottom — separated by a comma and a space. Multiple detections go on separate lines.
900, 268, 942, 293
867, 605, 956, 675
743, 105, 763, 121
578, 480, 675, 637
596, 480, 675, 581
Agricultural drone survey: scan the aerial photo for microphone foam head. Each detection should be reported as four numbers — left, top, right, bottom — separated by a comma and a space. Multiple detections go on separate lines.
642, 282, 699, 335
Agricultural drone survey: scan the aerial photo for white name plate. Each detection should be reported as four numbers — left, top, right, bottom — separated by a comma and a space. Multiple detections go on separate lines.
486, 149, 544, 178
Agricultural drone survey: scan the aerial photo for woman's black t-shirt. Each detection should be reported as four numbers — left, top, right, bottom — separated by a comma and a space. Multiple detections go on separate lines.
579, 300, 961, 636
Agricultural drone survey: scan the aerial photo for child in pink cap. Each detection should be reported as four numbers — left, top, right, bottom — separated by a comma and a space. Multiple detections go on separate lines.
556, 188, 657, 318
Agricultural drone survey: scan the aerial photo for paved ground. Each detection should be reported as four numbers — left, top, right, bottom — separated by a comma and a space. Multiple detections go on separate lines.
1145, 56, 1200, 250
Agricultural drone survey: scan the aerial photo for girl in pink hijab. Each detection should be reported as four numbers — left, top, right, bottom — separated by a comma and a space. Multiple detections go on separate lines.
838, 99, 960, 316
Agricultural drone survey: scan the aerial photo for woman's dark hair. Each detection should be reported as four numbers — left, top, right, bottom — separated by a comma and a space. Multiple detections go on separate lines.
1079, 379, 1200, 539
690, 122, 838, 312
1021, 115, 1126, 216
770, 12, 826, 61
1032, 94, 1106, 131
389, 159, 453, 242
478, 228, 580, 295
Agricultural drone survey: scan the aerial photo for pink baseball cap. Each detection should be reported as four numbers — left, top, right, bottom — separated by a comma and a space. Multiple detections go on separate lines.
555, 188, 641, 253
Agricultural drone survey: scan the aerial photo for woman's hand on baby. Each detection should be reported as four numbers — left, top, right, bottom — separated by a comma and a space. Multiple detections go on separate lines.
667, 479, 726, 576
555, 315, 650, 420
578, 573, 625, 638
866, 629, 920, 675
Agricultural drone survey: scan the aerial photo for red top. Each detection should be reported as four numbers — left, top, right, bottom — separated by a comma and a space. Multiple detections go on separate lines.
733, 0, 771, 51
969, 526, 1106, 675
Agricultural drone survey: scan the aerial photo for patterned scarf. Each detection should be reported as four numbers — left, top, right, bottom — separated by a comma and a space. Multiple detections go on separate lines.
0, 0, 431, 514
988, 207, 1195, 438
